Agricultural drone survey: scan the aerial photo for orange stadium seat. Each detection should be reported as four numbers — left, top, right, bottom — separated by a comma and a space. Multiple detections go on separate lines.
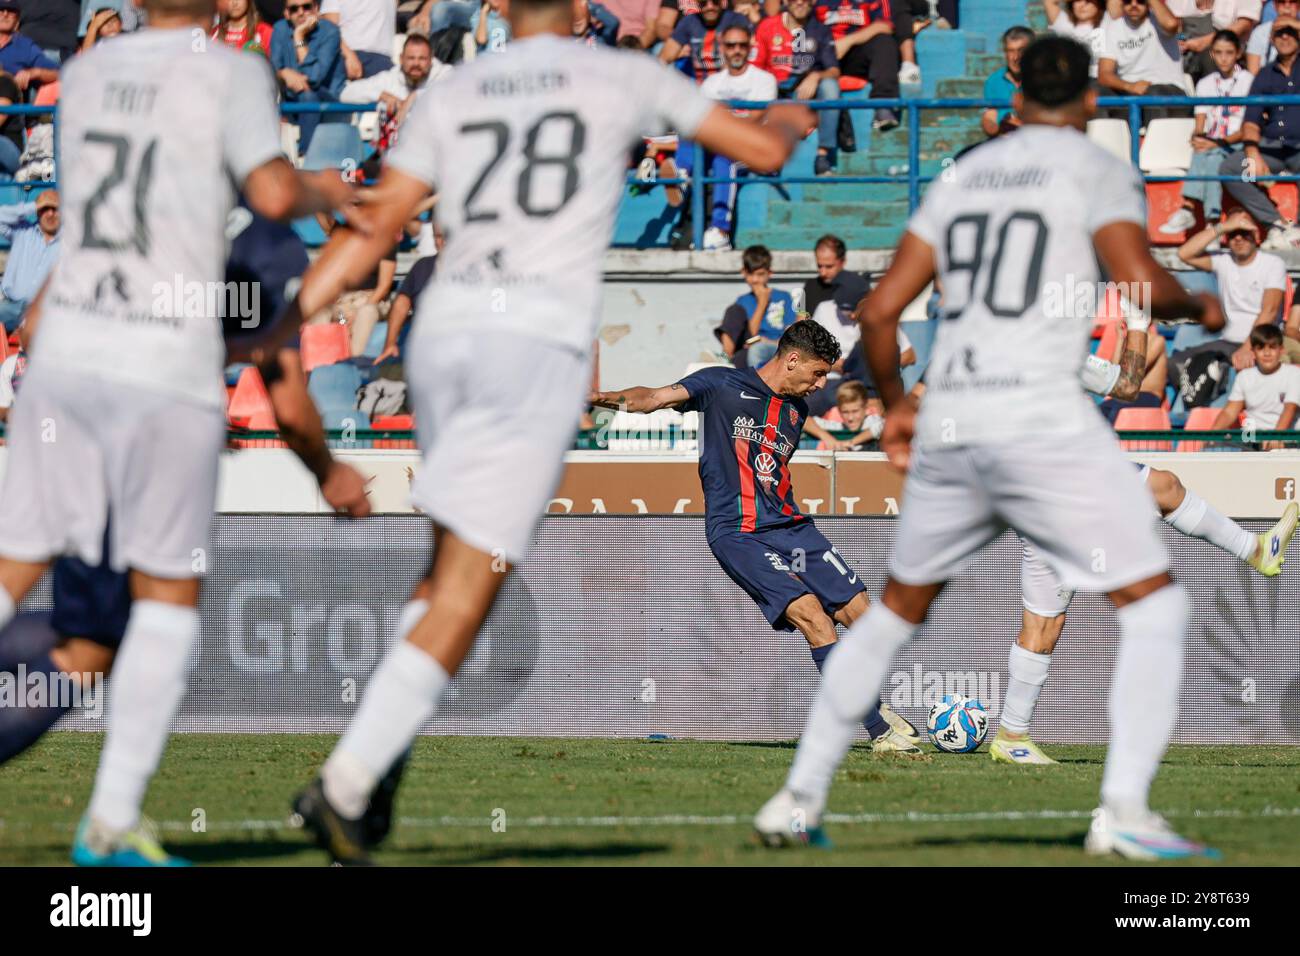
1095, 319, 1123, 362
1115, 406, 1173, 451
1178, 406, 1223, 452
227, 367, 284, 447
371, 414, 416, 449
839, 76, 867, 92
1146, 181, 1190, 245
300, 323, 351, 374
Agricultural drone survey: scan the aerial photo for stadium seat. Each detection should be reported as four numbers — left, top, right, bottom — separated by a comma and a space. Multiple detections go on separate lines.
838, 76, 867, 92
227, 367, 277, 430
300, 323, 352, 373
1095, 319, 1123, 362
1115, 406, 1173, 451
372, 413, 416, 449
301, 124, 364, 173
1086, 119, 1132, 164
308, 362, 363, 414
1178, 405, 1225, 452
279, 122, 300, 164
1146, 181, 1190, 245
1139, 118, 1195, 175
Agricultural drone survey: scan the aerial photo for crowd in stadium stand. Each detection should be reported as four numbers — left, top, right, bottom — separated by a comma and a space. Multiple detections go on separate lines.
7, 0, 1300, 449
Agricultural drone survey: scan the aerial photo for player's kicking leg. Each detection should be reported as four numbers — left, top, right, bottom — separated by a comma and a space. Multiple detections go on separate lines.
1145, 467, 1298, 577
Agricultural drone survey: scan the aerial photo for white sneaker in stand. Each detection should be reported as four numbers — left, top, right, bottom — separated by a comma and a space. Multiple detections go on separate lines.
1157, 207, 1196, 234
701, 226, 732, 251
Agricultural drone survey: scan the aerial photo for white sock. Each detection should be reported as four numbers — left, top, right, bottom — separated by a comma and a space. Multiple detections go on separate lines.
0, 586, 14, 632
1100, 585, 1187, 820
87, 601, 198, 832
786, 602, 917, 813
323, 601, 446, 819
1163, 487, 1256, 562
1000, 644, 1051, 736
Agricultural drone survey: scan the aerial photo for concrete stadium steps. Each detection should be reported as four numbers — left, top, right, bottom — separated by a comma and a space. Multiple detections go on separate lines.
610, 1, 1034, 250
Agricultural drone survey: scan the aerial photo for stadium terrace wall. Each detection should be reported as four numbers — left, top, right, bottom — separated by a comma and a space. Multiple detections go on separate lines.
38, 514, 1300, 746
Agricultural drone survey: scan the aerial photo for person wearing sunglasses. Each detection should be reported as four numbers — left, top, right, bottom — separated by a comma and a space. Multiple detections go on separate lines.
1098, 0, 1191, 122
753, 0, 842, 175
270, 0, 349, 154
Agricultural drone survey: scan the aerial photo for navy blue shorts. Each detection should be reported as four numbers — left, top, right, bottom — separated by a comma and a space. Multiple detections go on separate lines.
709, 521, 867, 631
49, 557, 131, 650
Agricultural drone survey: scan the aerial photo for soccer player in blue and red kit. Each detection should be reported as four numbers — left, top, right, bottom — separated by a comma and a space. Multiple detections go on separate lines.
593, 320, 920, 751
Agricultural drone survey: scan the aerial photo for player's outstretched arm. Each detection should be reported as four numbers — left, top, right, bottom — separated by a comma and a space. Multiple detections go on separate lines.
264, 349, 372, 518
242, 157, 360, 225
693, 102, 815, 174
1095, 221, 1226, 332
590, 383, 691, 413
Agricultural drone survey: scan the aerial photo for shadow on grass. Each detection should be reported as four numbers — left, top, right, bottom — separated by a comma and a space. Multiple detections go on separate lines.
181, 839, 318, 864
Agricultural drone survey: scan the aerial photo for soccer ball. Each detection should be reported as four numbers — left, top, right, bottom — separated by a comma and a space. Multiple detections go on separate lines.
926, 694, 989, 753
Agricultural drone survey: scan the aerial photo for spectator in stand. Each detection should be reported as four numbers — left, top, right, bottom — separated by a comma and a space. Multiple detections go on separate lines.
321, 0, 395, 79
812, 380, 884, 449
1221, 17, 1300, 246
0, 68, 24, 176
271, 0, 347, 154
1099, 0, 1190, 122
0, 190, 59, 334
699, 24, 776, 251
661, 0, 749, 82
1246, 0, 1296, 71
1211, 324, 1300, 445
753, 0, 842, 175
573, 0, 619, 46
0, 317, 25, 423
214, 0, 275, 53
1159, 30, 1251, 234
603, 0, 660, 46
410, 0, 474, 32
1283, 286, 1300, 363
472, 0, 511, 52
892, 0, 930, 86
375, 227, 445, 365
81, 6, 121, 49
16, 0, 80, 63
0, 3, 57, 95
803, 233, 867, 316
714, 300, 754, 365
981, 25, 1032, 137
1174, 211, 1286, 380
1176, 0, 1258, 83
815, 0, 900, 132
1045, 0, 1110, 78
654, 0, 696, 42
736, 245, 797, 366
1099, 322, 1169, 422
341, 32, 445, 117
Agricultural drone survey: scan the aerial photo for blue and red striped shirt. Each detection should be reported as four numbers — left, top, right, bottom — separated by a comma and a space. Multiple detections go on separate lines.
678, 366, 809, 541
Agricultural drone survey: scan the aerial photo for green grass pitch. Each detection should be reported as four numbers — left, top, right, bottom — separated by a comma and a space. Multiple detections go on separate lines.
0, 734, 1296, 866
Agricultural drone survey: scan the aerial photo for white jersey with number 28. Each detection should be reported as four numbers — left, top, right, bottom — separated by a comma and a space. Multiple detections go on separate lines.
386, 34, 716, 354
35, 29, 283, 409
907, 124, 1148, 448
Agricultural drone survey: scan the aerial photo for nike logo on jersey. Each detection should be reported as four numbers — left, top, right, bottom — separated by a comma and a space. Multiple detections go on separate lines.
739, 391, 763, 400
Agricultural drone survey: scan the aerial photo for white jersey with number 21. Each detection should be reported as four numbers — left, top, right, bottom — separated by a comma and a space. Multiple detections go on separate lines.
907, 124, 1148, 448
386, 34, 716, 354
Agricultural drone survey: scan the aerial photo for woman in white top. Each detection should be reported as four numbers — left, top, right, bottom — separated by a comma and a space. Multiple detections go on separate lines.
1159, 29, 1254, 234
1045, 0, 1116, 77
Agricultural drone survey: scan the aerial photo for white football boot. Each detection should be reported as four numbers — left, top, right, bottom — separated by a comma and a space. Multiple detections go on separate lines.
754, 789, 830, 848
1084, 806, 1221, 861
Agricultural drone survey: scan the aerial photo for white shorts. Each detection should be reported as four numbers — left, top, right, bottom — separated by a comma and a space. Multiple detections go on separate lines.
1019, 464, 1156, 616
889, 423, 1169, 593
0, 367, 226, 578
406, 331, 590, 565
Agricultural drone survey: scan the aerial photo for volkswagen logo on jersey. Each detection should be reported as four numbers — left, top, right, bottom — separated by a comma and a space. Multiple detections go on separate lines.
754, 451, 779, 487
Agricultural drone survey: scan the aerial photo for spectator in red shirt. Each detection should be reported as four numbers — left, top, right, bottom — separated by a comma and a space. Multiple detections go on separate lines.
814, 0, 899, 131
214, 0, 275, 54
754, 0, 841, 174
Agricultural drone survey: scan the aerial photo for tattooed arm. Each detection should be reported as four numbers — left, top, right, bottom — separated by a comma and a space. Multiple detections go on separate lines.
589, 382, 691, 413
1108, 328, 1152, 403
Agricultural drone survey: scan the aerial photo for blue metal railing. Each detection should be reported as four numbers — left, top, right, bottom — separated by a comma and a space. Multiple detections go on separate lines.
686, 93, 1300, 251
14, 93, 1300, 251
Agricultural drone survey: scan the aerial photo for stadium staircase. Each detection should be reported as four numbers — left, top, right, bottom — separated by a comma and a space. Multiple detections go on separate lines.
612, 0, 1039, 251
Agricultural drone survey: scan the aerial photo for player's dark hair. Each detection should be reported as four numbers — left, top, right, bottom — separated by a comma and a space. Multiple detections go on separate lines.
1250, 324, 1284, 348
1211, 29, 1241, 50
777, 319, 841, 366
1020, 35, 1092, 109
742, 244, 772, 273
814, 234, 846, 260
